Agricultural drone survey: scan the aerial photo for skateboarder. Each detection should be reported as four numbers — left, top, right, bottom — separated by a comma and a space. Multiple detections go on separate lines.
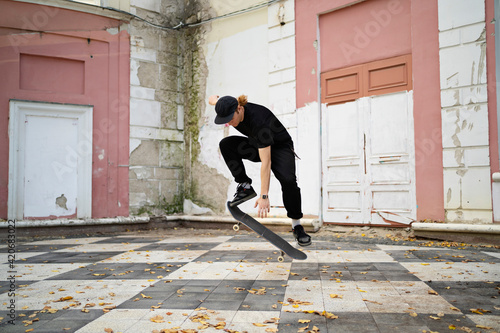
211, 95, 311, 246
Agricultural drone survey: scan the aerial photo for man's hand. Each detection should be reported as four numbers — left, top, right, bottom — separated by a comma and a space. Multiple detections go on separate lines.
254, 197, 270, 218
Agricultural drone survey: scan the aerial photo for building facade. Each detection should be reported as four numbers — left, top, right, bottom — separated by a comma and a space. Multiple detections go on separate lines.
0, 0, 498, 226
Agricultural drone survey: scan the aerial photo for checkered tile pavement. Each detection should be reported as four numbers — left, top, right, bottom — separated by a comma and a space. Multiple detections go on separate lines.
1, 230, 499, 332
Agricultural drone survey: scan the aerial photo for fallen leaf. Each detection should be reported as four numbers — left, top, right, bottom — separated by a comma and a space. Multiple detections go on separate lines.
409, 312, 418, 317
150, 315, 165, 323
104, 329, 113, 333
476, 325, 493, 329
253, 323, 267, 327
55, 296, 74, 302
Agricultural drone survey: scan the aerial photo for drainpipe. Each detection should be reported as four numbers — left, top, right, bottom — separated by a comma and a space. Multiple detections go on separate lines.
496, 0, 500, 169
494, 0, 500, 223
493, 172, 500, 222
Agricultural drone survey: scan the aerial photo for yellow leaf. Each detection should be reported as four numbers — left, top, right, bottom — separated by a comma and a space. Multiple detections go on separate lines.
449, 324, 456, 330
104, 329, 113, 333
358, 289, 367, 293
150, 315, 164, 323
409, 312, 418, 317
330, 294, 343, 299
476, 325, 493, 329
470, 309, 483, 315
298, 319, 311, 323
421, 263, 430, 266
25, 329, 34, 333
141, 293, 152, 299
253, 323, 267, 327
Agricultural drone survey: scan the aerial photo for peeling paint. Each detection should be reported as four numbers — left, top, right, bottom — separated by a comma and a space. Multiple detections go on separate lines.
446, 72, 459, 86
454, 148, 464, 167
56, 194, 68, 210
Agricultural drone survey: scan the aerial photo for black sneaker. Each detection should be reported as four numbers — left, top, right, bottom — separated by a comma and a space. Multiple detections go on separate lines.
229, 183, 257, 207
293, 225, 312, 246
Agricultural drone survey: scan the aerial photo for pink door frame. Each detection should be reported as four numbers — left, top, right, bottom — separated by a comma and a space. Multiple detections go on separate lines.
296, 0, 445, 222
0, 1, 130, 219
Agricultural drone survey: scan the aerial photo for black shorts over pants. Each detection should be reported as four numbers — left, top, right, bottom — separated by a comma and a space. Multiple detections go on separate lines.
219, 136, 303, 220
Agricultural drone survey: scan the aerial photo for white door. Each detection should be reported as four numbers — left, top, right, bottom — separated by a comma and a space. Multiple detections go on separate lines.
322, 91, 416, 225
8, 101, 93, 220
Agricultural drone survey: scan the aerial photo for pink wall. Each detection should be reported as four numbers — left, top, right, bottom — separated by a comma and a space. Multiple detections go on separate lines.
409, 0, 444, 221
486, 0, 499, 174
0, 1, 130, 219
295, 0, 445, 222
319, 0, 411, 72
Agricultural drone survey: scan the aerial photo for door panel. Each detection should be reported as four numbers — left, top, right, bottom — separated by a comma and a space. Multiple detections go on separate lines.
322, 91, 416, 225
8, 101, 92, 220
24, 115, 78, 218
323, 99, 366, 224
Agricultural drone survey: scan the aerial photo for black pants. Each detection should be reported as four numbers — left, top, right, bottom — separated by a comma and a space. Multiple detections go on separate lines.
219, 136, 303, 219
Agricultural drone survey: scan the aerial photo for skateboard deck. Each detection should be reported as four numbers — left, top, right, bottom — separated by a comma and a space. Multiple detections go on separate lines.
227, 202, 307, 261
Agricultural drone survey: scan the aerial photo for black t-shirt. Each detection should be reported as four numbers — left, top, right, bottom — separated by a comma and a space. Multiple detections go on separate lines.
234, 102, 292, 148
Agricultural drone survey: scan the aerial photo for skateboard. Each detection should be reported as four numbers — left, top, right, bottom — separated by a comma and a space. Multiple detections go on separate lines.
227, 202, 307, 261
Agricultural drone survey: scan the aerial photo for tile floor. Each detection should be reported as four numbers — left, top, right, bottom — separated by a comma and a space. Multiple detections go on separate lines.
1, 229, 499, 332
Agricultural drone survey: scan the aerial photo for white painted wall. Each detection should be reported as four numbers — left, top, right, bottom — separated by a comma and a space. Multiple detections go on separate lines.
201, 0, 321, 217
438, 0, 493, 223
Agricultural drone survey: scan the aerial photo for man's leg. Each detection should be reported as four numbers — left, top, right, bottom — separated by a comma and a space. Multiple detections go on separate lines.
270, 145, 302, 219
219, 136, 260, 206
270, 145, 311, 246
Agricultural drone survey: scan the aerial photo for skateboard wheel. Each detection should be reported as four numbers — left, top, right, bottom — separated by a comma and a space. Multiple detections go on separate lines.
233, 224, 240, 231
278, 256, 285, 262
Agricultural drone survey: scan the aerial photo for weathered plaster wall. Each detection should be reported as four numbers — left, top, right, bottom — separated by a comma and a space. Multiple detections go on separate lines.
178, 0, 230, 213
129, 0, 185, 214
438, 0, 493, 223
196, 0, 314, 216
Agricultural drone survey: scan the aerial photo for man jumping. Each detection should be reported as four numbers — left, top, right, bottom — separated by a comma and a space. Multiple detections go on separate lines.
211, 95, 311, 246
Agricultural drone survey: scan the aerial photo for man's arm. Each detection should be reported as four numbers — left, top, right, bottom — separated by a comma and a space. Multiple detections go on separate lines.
255, 146, 271, 218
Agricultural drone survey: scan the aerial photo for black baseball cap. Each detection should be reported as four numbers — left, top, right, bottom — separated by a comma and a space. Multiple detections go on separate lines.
214, 96, 238, 124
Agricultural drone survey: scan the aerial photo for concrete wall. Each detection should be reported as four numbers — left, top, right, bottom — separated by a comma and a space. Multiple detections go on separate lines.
128, 0, 186, 215
438, 0, 493, 223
